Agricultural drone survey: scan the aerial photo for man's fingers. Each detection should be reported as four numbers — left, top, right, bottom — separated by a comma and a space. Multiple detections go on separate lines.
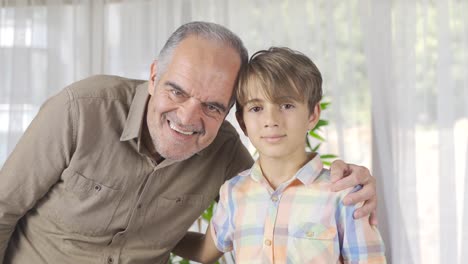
370, 210, 378, 226
342, 182, 374, 205
329, 160, 350, 182
332, 175, 357, 192
331, 164, 371, 191
352, 195, 377, 219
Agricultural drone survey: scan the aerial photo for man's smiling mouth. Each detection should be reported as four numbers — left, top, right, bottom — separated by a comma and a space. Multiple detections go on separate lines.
168, 120, 196, 135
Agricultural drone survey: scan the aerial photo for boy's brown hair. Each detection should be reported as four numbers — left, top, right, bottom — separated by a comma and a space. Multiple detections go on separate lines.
236, 47, 322, 114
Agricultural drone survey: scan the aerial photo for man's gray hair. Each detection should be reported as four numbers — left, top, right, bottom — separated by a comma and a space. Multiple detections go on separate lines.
155, 21, 249, 108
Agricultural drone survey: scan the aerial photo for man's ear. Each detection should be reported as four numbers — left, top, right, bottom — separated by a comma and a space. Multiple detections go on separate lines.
148, 60, 158, 95
236, 111, 248, 136
307, 103, 321, 131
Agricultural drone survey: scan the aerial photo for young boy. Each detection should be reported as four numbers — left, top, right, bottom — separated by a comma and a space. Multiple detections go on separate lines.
173, 47, 386, 263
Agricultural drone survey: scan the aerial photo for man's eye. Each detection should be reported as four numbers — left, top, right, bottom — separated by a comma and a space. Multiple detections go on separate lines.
206, 105, 220, 113
171, 89, 182, 96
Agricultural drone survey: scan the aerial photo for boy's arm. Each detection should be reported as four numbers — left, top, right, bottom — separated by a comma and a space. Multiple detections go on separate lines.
337, 186, 386, 263
172, 222, 224, 264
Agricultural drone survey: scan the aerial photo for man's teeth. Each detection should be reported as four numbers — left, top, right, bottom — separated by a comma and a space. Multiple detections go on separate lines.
169, 122, 195, 135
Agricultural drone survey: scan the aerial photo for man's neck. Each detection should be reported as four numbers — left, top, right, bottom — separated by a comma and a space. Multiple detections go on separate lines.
141, 122, 165, 164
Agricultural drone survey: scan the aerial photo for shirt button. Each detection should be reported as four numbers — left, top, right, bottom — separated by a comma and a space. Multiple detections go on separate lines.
107, 257, 114, 264
94, 185, 101, 192
264, 239, 272, 246
306, 231, 314, 237
271, 196, 278, 202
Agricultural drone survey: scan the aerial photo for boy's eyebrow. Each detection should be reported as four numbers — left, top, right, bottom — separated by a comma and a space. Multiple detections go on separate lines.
244, 98, 264, 105
244, 96, 299, 105
165, 81, 228, 113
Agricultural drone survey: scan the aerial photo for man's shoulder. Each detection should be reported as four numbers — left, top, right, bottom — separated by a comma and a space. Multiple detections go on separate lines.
64, 75, 146, 102
202, 120, 242, 154
217, 120, 241, 139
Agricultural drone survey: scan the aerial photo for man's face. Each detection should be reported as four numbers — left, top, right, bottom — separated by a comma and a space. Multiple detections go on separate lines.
146, 36, 241, 161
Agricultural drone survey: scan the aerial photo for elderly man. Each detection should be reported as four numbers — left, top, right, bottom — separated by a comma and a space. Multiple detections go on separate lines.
0, 22, 377, 264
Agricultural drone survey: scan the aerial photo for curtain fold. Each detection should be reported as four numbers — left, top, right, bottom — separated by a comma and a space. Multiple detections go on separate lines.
1, 1, 467, 263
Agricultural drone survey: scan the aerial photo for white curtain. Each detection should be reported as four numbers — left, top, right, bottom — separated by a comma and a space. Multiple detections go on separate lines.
1, 0, 467, 263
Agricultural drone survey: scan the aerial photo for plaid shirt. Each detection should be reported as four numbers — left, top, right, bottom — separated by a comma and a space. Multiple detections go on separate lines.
210, 154, 386, 263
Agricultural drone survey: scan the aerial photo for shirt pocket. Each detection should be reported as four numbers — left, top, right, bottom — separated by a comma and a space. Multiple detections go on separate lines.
143, 194, 205, 248
42, 170, 124, 236
288, 222, 338, 261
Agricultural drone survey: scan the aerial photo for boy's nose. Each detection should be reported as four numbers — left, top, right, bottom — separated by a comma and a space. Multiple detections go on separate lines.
264, 109, 279, 128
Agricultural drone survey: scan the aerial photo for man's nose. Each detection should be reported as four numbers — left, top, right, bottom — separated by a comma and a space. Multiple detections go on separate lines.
177, 98, 202, 125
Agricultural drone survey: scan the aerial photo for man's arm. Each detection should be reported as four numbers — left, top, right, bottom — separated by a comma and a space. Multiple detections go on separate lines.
173, 180, 234, 263
172, 223, 224, 264
329, 160, 378, 224
0, 89, 74, 261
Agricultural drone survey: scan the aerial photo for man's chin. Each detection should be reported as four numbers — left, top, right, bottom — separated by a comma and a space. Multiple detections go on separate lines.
158, 148, 197, 162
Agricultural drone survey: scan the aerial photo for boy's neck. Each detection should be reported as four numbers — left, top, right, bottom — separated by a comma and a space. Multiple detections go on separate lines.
258, 151, 313, 190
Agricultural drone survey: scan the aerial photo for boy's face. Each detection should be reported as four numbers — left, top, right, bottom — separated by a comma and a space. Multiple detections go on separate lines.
238, 89, 320, 160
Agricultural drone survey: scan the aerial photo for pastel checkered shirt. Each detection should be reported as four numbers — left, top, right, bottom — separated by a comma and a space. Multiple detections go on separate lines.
210, 154, 386, 263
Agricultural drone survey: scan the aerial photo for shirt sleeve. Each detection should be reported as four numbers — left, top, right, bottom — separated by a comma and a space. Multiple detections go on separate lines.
337, 185, 386, 263
210, 181, 235, 253
0, 88, 75, 261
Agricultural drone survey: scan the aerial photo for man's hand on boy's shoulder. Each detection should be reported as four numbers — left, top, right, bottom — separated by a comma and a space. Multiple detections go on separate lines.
329, 160, 378, 226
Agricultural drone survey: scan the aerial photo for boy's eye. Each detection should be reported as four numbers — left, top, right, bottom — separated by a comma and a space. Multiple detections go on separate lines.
249, 106, 262, 112
281, 103, 295, 110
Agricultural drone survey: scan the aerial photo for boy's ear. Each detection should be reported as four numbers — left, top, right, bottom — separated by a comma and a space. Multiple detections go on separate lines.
235, 111, 248, 136
148, 60, 158, 95
307, 103, 321, 131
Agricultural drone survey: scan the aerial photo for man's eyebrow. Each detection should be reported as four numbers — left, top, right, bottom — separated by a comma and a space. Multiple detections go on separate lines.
165, 81, 189, 96
165, 81, 228, 113
204, 101, 227, 113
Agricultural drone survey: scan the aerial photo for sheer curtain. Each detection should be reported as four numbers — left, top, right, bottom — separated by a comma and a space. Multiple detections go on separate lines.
1, 0, 467, 263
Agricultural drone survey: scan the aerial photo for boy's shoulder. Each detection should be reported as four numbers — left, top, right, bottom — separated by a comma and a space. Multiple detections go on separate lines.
224, 168, 252, 186
310, 168, 361, 201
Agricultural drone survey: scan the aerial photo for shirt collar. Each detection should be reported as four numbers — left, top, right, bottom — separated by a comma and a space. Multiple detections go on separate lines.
250, 153, 324, 186
120, 81, 149, 143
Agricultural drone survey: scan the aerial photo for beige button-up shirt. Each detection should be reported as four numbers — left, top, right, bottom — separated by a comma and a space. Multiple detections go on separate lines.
0, 75, 253, 264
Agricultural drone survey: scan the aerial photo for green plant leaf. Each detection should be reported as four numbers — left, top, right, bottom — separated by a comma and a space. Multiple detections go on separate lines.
311, 143, 321, 152
320, 102, 331, 110
313, 119, 329, 130
320, 154, 338, 159
201, 202, 215, 221
309, 131, 325, 141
